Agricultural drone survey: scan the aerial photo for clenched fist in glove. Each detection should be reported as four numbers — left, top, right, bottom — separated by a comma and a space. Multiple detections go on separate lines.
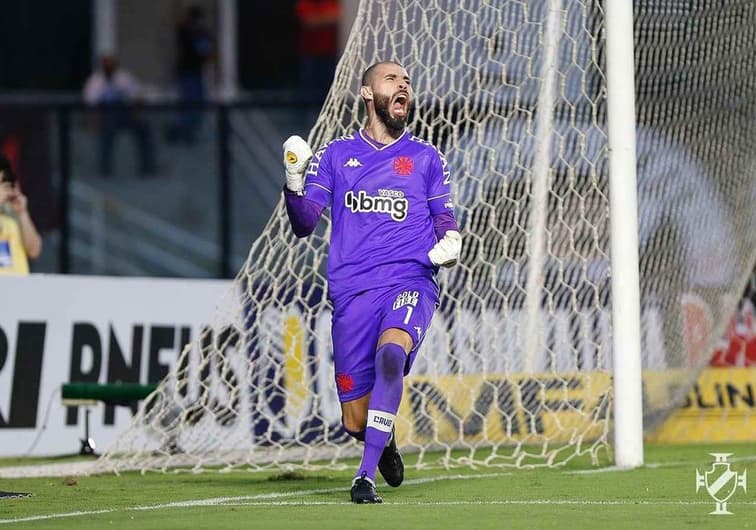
428, 230, 462, 267
283, 135, 313, 195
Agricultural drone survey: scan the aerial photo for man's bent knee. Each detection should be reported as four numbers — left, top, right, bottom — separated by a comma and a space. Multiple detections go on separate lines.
375, 343, 406, 380
378, 328, 413, 353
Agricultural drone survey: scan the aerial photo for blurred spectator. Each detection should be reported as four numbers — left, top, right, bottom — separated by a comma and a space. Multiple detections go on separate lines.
1, 119, 56, 235
83, 55, 156, 176
0, 153, 42, 275
166, 5, 213, 144
296, 0, 340, 100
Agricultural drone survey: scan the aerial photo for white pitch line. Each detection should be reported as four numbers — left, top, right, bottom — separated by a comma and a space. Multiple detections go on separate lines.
5, 497, 756, 524
4, 463, 756, 524
0, 509, 115, 524
129, 472, 515, 507
217, 500, 756, 507
568, 465, 629, 474
569, 453, 756, 474
1, 472, 509, 524
645, 453, 756, 468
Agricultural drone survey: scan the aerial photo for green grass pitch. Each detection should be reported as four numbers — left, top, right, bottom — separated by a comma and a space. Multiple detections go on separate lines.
0, 442, 753, 529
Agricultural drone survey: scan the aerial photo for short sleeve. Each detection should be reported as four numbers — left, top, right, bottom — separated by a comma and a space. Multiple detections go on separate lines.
427, 148, 454, 215
304, 143, 334, 208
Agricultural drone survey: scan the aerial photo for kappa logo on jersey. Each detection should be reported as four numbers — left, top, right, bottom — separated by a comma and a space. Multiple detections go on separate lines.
393, 156, 414, 176
344, 190, 408, 221
344, 157, 363, 168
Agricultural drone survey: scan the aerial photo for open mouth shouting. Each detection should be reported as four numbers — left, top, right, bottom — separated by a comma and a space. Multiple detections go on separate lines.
392, 92, 410, 117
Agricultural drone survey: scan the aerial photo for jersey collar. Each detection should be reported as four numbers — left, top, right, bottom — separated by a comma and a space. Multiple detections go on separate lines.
358, 129, 408, 151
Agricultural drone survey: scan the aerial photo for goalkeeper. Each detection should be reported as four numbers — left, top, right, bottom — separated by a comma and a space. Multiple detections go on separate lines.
282, 61, 461, 504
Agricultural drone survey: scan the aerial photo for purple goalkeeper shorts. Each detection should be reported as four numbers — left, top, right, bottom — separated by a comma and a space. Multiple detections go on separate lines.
331, 280, 438, 402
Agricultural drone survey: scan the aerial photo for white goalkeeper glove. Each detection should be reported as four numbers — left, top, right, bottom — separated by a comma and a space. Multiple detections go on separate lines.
283, 135, 313, 195
428, 230, 462, 267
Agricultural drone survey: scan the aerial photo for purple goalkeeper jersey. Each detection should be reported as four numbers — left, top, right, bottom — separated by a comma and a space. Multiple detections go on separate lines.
303, 129, 454, 300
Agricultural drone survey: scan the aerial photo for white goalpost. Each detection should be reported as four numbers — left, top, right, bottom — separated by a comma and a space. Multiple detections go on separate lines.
605, 0, 643, 468
96, 0, 756, 474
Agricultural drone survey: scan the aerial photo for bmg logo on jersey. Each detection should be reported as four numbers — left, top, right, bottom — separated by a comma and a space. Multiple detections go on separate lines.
344, 189, 408, 221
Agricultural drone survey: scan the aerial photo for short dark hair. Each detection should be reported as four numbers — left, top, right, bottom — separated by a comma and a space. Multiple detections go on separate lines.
361, 61, 404, 86
0, 153, 16, 184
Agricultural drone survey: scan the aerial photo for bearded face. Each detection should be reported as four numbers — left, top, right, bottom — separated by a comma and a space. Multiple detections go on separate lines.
374, 91, 410, 134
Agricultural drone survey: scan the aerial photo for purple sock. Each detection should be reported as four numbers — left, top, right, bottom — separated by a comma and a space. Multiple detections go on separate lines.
356, 343, 406, 482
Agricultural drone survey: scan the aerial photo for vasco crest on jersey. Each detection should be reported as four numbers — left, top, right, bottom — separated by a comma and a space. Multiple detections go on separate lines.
393, 156, 414, 176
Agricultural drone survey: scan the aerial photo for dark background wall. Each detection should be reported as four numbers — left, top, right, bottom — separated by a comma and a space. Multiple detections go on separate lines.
0, 0, 306, 94
238, 1, 299, 91
0, 1, 92, 91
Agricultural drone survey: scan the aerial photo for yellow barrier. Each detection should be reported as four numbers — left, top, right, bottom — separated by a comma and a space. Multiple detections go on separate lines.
646, 367, 756, 442
397, 372, 611, 445
394, 368, 756, 445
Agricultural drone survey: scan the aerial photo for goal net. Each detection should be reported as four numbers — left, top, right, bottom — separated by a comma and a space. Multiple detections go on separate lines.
97, 0, 756, 473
